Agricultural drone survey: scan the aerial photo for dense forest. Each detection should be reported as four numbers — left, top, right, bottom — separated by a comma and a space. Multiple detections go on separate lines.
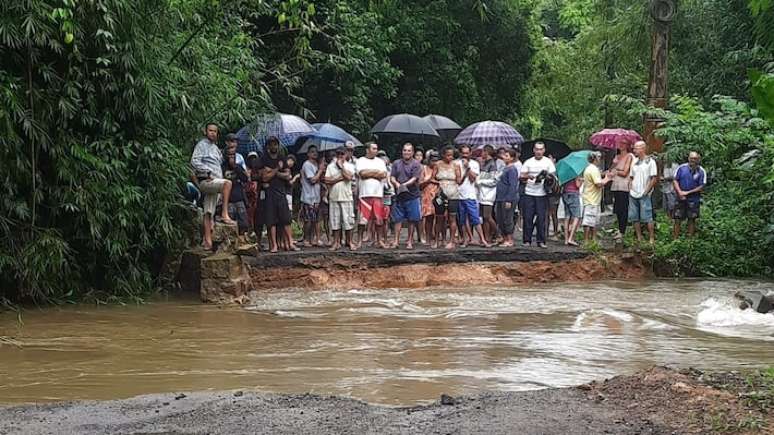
1, 0, 772, 303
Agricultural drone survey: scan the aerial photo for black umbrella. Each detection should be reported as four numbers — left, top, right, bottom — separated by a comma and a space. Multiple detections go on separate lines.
520, 138, 574, 161
423, 114, 462, 143
371, 114, 440, 137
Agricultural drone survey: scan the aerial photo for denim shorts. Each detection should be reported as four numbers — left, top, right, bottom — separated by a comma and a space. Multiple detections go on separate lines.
457, 199, 481, 226
562, 192, 581, 219
391, 197, 421, 223
628, 194, 653, 223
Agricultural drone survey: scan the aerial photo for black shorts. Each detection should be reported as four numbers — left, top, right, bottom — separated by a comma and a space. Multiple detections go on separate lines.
480, 204, 493, 220
673, 200, 700, 220
435, 198, 459, 216
263, 191, 292, 226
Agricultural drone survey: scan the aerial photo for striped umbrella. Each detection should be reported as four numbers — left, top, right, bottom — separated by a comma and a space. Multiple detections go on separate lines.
454, 121, 524, 148
236, 113, 315, 155
297, 123, 363, 154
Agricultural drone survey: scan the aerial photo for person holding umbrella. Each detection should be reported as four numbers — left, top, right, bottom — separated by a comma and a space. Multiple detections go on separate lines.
555, 150, 592, 246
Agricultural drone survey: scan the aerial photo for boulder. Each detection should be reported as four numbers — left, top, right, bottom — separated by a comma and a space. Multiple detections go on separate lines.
199, 253, 254, 304
734, 290, 774, 314
212, 221, 239, 254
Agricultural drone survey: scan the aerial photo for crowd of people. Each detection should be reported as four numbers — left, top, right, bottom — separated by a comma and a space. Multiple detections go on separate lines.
190, 123, 706, 253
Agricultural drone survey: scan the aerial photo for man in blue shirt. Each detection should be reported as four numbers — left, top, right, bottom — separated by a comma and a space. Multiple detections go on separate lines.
672, 151, 706, 238
390, 143, 423, 249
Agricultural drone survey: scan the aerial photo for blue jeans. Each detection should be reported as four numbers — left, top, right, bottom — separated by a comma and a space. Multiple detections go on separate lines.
628, 194, 653, 223
522, 195, 547, 244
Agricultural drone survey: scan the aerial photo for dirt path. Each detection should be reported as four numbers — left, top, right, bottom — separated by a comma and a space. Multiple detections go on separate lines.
1, 367, 770, 435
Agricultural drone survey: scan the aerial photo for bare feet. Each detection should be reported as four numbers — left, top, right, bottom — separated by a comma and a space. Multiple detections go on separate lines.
220, 216, 236, 225
328, 244, 340, 252
566, 240, 579, 246
430, 241, 438, 249
445, 242, 455, 250
500, 242, 514, 247
378, 241, 389, 249
349, 243, 358, 251
406, 243, 413, 250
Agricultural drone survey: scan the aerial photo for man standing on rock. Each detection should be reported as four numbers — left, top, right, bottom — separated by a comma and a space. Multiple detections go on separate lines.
260, 136, 298, 252
673, 151, 706, 238
191, 123, 236, 250
356, 142, 389, 249
325, 146, 356, 251
628, 141, 658, 244
390, 142, 423, 249
519, 142, 556, 248
300, 145, 324, 247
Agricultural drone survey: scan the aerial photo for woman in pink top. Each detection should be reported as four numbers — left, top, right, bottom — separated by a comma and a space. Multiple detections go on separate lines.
610, 140, 633, 241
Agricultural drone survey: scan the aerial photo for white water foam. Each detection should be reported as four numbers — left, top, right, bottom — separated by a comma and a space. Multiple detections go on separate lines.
697, 297, 774, 328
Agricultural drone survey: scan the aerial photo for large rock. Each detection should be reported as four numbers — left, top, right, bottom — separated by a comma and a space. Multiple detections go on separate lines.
735, 290, 774, 314
199, 253, 253, 304
212, 221, 239, 254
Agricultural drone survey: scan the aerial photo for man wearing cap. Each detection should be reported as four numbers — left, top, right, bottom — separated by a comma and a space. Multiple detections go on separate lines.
260, 136, 298, 252
356, 142, 389, 249
325, 146, 356, 251
191, 123, 235, 250
300, 145, 324, 246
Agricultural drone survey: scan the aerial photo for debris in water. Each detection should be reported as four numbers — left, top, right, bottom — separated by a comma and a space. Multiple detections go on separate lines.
174, 393, 187, 400
440, 394, 456, 406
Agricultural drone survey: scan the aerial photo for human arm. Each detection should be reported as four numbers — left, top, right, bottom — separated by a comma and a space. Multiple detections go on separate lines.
503, 167, 519, 207
359, 169, 387, 180
575, 176, 583, 188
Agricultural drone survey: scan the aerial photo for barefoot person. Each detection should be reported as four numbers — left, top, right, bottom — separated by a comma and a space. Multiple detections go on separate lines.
325, 147, 356, 251
628, 141, 658, 244
191, 123, 235, 250
260, 137, 298, 252
435, 145, 463, 249
582, 152, 612, 243
390, 143, 423, 249
457, 145, 491, 247
420, 151, 441, 248
356, 142, 390, 249
562, 175, 583, 246
672, 151, 706, 238
300, 146, 324, 247
495, 149, 520, 247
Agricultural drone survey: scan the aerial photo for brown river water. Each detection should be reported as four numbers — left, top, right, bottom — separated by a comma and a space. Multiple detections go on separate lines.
1, 279, 773, 406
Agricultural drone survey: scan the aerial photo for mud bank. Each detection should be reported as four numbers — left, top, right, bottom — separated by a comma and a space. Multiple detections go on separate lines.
2, 367, 769, 435
242, 246, 648, 292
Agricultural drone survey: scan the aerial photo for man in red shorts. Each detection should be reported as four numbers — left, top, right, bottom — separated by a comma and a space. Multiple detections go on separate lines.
355, 142, 390, 249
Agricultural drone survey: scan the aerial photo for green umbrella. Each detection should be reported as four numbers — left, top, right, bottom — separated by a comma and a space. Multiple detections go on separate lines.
556, 150, 592, 185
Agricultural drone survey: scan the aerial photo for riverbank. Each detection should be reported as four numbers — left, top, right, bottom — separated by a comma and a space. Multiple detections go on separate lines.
2, 367, 770, 434
183, 237, 650, 303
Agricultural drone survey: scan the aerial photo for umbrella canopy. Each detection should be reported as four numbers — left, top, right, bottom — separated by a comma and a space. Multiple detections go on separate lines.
236, 113, 315, 155
454, 121, 524, 148
423, 114, 462, 143
297, 123, 363, 154
556, 150, 593, 185
589, 128, 642, 151
520, 138, 573, 161
370, 114, 440, 137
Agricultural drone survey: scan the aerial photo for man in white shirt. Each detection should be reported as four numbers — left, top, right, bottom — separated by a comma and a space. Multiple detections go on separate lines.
356, 142, 389, 249
300, 145, 324, 247
456, 145, 491, 247
628, 140, 658, 244
324, 147, 356, 251
519, 142, 556, 247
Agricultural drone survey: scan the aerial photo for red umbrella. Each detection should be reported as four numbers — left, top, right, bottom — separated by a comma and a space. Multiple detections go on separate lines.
589, 129, 642, 151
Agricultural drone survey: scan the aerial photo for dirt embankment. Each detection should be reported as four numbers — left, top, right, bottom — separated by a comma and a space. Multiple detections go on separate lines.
1, 367, 770, 435
243, 248, 648, 291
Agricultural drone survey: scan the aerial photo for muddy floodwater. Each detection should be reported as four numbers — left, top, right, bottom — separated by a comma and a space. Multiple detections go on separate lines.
1, 280, 773, 406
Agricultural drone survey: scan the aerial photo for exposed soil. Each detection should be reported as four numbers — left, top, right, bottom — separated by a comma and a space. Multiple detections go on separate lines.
2, 367, 769, 435
241, 245, 648, 291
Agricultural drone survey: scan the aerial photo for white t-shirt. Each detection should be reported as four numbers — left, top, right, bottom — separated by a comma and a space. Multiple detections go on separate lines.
325, 161, 355, 202
457, 159, 480, 200
629, 155, 658, 198
356, 156, 387, 198
521, 157, 556, 197
300, 160, 320, 205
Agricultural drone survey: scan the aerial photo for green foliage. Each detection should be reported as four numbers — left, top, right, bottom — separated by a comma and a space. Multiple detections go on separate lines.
647, 96, 774, 277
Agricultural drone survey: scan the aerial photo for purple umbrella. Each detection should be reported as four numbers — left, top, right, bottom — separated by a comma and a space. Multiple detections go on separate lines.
453, 121, 524, 148
589, 128, 642, 151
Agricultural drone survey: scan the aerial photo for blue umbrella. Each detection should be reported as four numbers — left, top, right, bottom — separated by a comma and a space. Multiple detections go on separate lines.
297, 123, 363, 154
236, 113, 315, 155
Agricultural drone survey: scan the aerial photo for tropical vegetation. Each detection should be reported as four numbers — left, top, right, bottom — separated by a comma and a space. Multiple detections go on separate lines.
1, 0, 772, 303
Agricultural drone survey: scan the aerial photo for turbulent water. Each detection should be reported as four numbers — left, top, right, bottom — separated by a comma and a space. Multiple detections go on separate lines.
1, 280, 772, 406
